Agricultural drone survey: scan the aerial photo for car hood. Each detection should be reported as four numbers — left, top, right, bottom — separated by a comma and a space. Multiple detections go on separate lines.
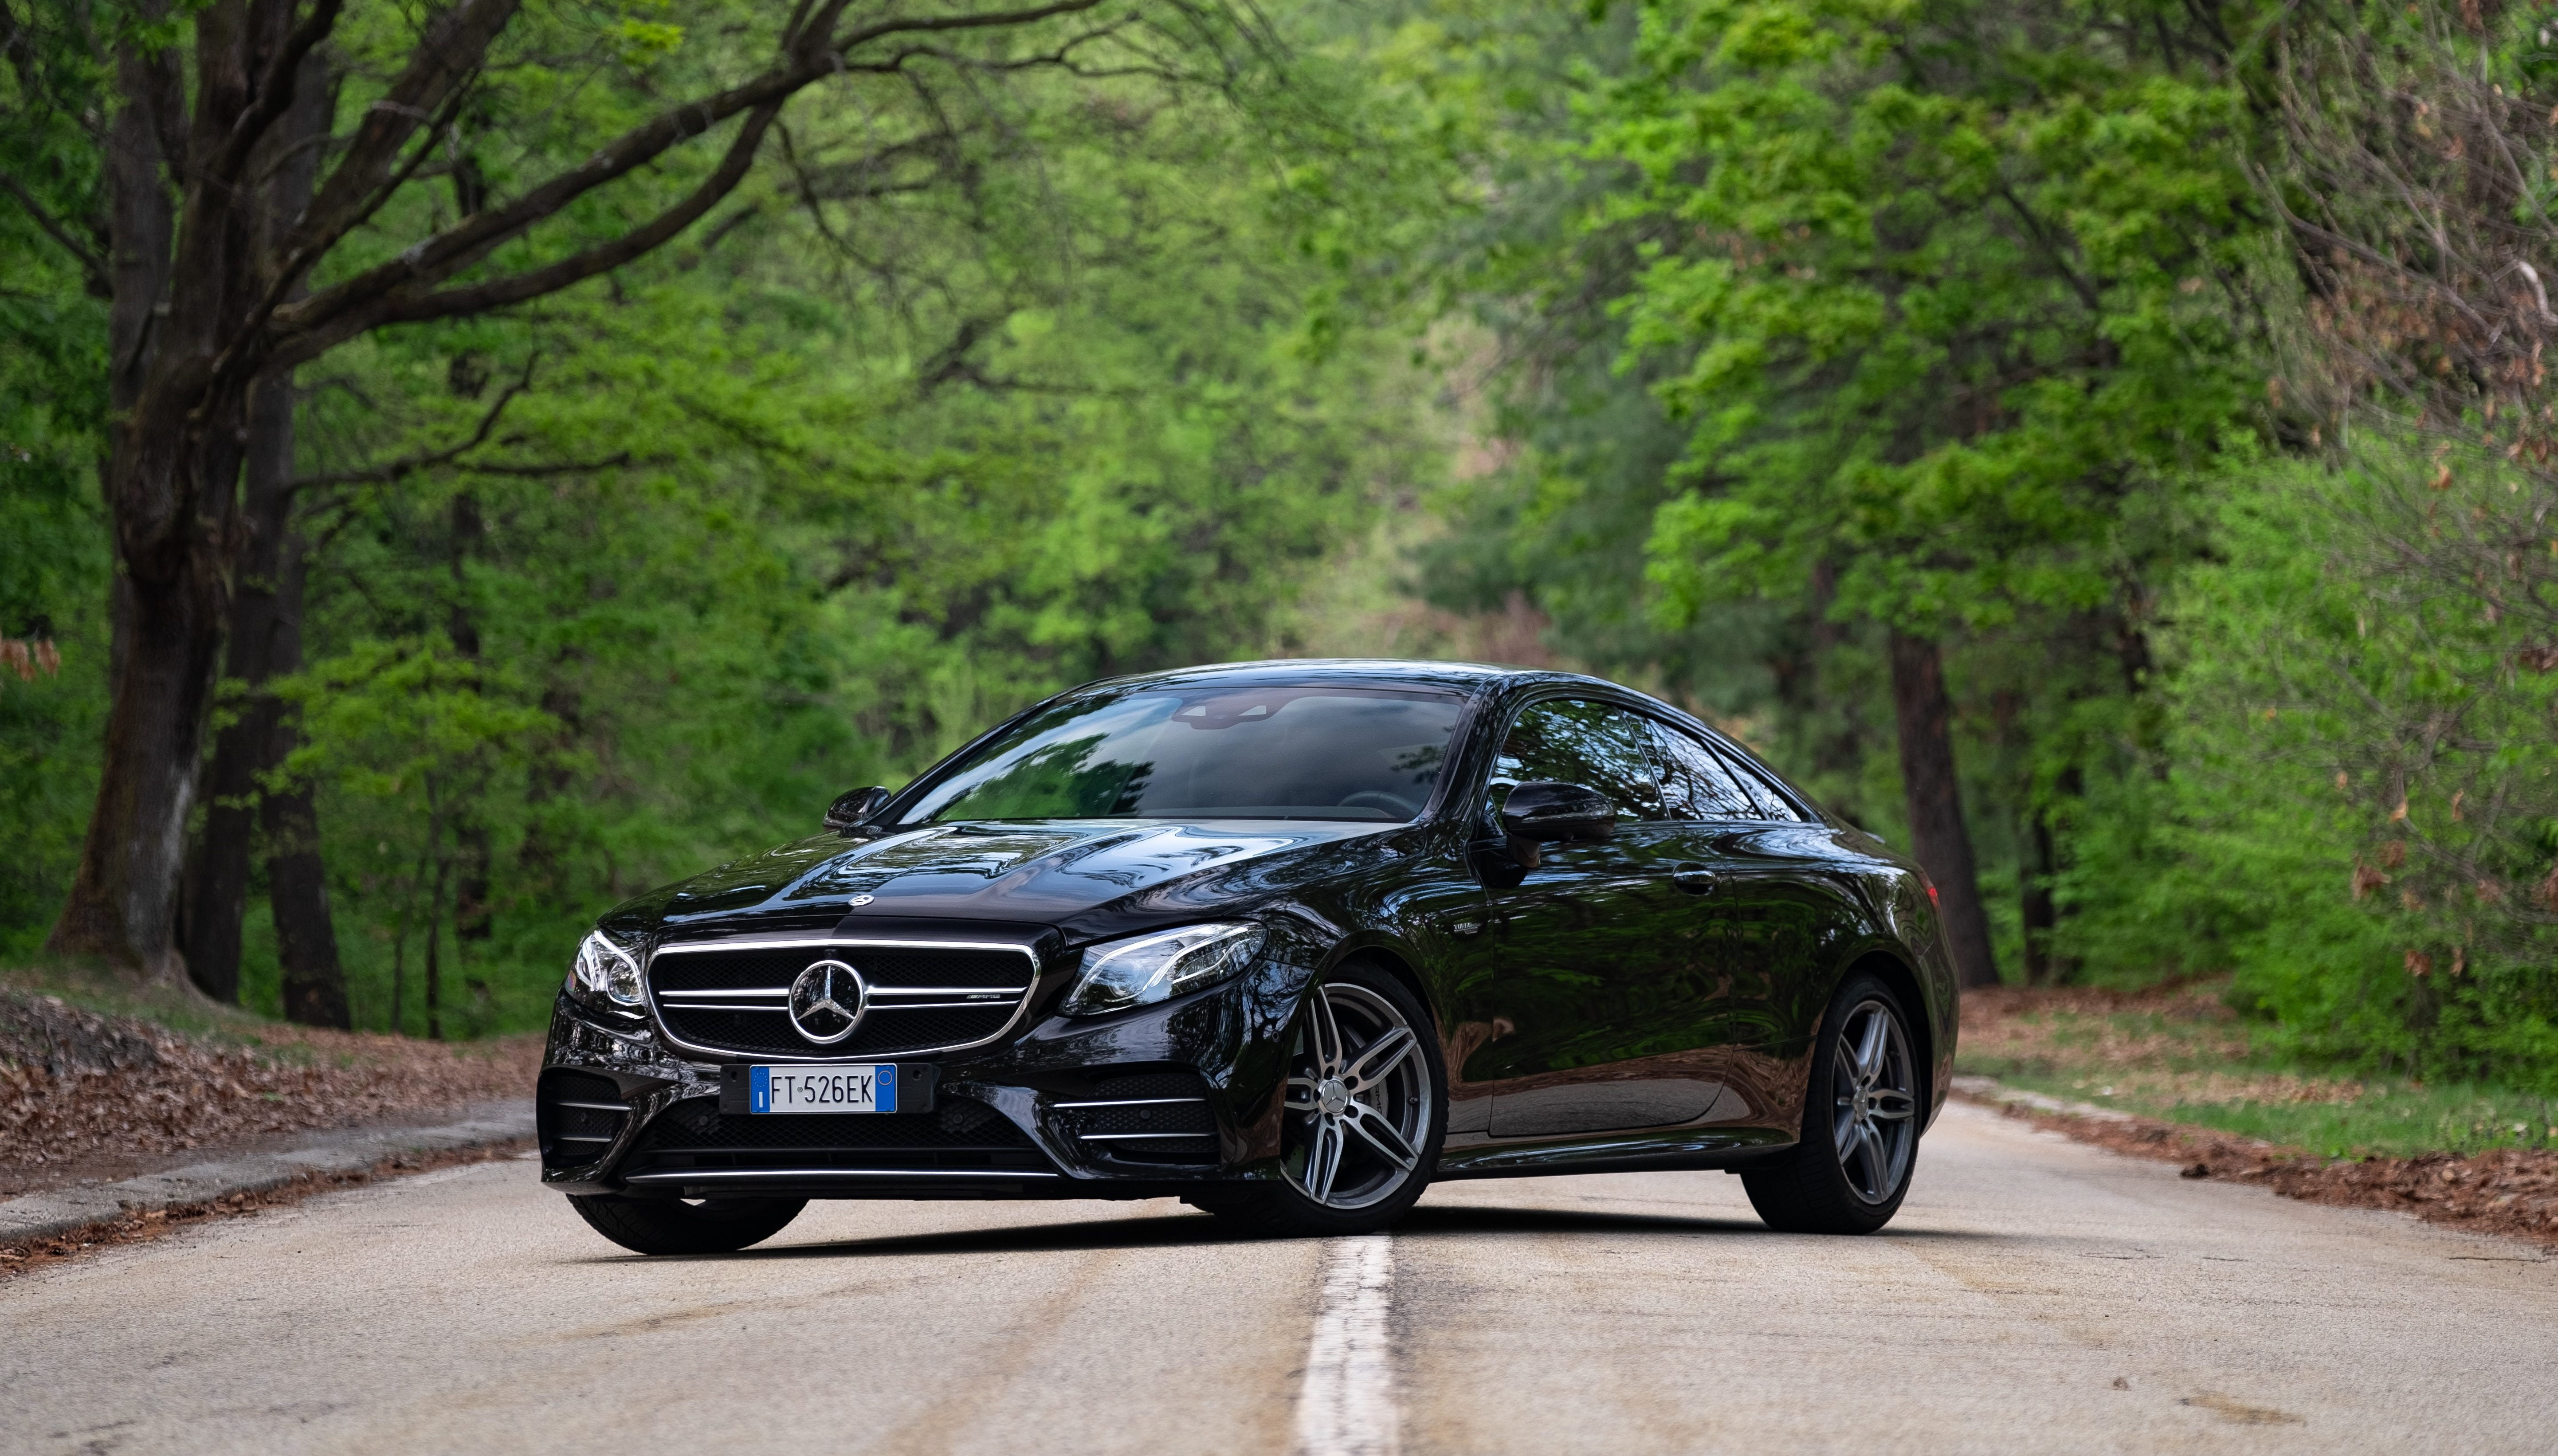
608, 819, 1399, 939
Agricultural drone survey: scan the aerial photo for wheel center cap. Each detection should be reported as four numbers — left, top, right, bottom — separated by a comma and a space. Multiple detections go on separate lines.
1316, 1077, 1351, 1117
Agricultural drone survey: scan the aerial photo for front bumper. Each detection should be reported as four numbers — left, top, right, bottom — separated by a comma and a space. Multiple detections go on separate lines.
538, 961, 1299, 1199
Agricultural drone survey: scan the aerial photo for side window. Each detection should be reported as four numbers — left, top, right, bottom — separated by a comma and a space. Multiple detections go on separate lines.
1645, 721, 1759, 820
1714, 743, 1804, 821
1491, 699, 1663, 820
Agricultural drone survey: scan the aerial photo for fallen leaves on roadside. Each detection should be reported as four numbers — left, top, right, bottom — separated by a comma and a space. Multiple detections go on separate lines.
0, 991, 538, 1197
1959, 983, 2558, 1248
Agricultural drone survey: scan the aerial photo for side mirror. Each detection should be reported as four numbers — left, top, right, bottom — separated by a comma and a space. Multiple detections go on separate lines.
824, 786, 893, 834
1496, 781, 1615, 867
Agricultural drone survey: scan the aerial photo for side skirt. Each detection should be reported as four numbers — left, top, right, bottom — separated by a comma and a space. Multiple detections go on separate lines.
1432, 1125, 1797, 1181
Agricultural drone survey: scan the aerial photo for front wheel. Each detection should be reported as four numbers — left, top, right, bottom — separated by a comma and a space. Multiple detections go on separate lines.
1194, 960, 1445, 1238
569, 1194, 807, 1255
1742, 972, 1923, 1235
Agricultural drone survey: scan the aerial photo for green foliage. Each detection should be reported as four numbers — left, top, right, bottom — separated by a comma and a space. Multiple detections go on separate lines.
0, 0, 111, 957
1962, 1058, 2558, 1161
1611, 0, 2260, 635
1357, 2, 1803, 726
2056, 447, 2558, 1090
2139, 1082, 2558, 1162
1954, 995, 2558, 1156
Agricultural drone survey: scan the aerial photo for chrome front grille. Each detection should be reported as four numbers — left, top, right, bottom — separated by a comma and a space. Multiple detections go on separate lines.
646, 938, 1040, 1061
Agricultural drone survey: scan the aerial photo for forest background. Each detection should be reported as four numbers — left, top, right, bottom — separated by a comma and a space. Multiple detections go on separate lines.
6, 0, 2558, 1097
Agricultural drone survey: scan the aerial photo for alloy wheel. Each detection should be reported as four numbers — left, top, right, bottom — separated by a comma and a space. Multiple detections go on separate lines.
1832, 997, 1917, 1204
1281, 981, 1432, 1210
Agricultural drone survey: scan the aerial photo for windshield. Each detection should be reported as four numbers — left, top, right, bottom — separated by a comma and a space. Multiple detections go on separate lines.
899, 685, 1467, 824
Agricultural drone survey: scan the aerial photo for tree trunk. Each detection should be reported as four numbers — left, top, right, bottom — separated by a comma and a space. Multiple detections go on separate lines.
263, 487, 349, 1028
46, 27, 194, 977
517, 676, 584, 899
448, 492, 494, 948
47, 476, 237, 977
1888, 632, 2001, 989
2019, 808, 2059, 985
174, 47, 333, 1001
389, 884, 412, 1036
1801, 558, 1877, 804
49, 5, 273, 975
424, 858, 447, 1043
267, 795, 349, 1026
176, 370, 294, 1002
422, 775, 447, 1041
260, 55, 351, 1026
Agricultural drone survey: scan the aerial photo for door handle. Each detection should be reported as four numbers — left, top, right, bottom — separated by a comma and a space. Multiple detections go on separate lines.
1672, 863, 1718, 895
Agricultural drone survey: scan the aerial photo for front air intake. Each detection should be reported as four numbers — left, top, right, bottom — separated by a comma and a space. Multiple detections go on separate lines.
1056, 1066, 1220, 1166
537, 1069, 629, 1172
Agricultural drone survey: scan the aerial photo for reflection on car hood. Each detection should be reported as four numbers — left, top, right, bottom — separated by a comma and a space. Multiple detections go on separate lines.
616, 819, 1395, 934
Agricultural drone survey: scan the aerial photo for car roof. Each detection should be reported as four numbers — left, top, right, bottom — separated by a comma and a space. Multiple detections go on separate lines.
1066, 658, 1607, 696
957, 659, 1832, 827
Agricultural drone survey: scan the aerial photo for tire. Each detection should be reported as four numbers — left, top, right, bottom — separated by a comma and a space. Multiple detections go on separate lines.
1742, 971, 1924, 1235
1193, 959, 1446, 1238
569, 1194, 808, 1255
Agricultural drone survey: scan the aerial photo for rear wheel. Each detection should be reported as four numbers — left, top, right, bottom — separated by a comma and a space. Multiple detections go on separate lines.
1193, 961, 1444, 1237
569, 1194, 807, 1255
1742, 972, 1922, 1235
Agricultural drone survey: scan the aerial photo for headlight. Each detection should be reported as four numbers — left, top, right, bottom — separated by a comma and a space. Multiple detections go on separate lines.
567, 930, 644, 1009
1061, 923, 1265, 1016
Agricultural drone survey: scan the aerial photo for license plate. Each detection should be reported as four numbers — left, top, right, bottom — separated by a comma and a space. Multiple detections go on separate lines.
749, 1064, 900, 1114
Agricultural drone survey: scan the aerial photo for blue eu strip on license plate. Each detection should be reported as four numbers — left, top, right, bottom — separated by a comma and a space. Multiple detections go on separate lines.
749, 1064, 898, 1114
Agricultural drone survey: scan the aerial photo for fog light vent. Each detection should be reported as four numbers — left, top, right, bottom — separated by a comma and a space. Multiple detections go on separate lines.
537, 1069, 628, 1171
1055, 1066, 1218, 1166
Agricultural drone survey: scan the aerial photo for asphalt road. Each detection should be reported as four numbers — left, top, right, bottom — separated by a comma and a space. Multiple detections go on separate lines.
8, 1101, 2557, 1456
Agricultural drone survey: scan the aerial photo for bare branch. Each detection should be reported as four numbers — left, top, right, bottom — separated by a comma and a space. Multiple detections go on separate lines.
290, 361, 535, 491
283, 101, 787, 361
212, 0, 345, 191
282, 0, 520, 277
777, 122, 853, 255
683, 202, 765, 265
1994, 182, 2103, 315
0, 165, 108, 294
455, 453, 638, 478
831, 0, 1106, 52
796, 127, 965, 201
216, 76, 475, 392
136, 33, 188, 181
267, 0, 1109, 363
299, 451, 637, 489
779, 0, 824, 52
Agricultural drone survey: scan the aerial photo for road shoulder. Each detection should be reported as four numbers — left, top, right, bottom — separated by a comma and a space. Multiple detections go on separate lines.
1954, 1074, 2558, 1252
0, 1098, 533, 1268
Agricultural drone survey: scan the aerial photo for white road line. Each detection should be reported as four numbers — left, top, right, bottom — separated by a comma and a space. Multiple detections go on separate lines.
1293, 1234, 1400, 1456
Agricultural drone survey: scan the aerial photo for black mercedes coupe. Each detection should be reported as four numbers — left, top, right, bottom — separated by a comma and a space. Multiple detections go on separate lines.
539, 660, 1957, 1252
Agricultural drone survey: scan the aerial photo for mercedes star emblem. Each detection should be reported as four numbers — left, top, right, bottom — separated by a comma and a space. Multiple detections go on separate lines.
788, 958, 868, 1044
